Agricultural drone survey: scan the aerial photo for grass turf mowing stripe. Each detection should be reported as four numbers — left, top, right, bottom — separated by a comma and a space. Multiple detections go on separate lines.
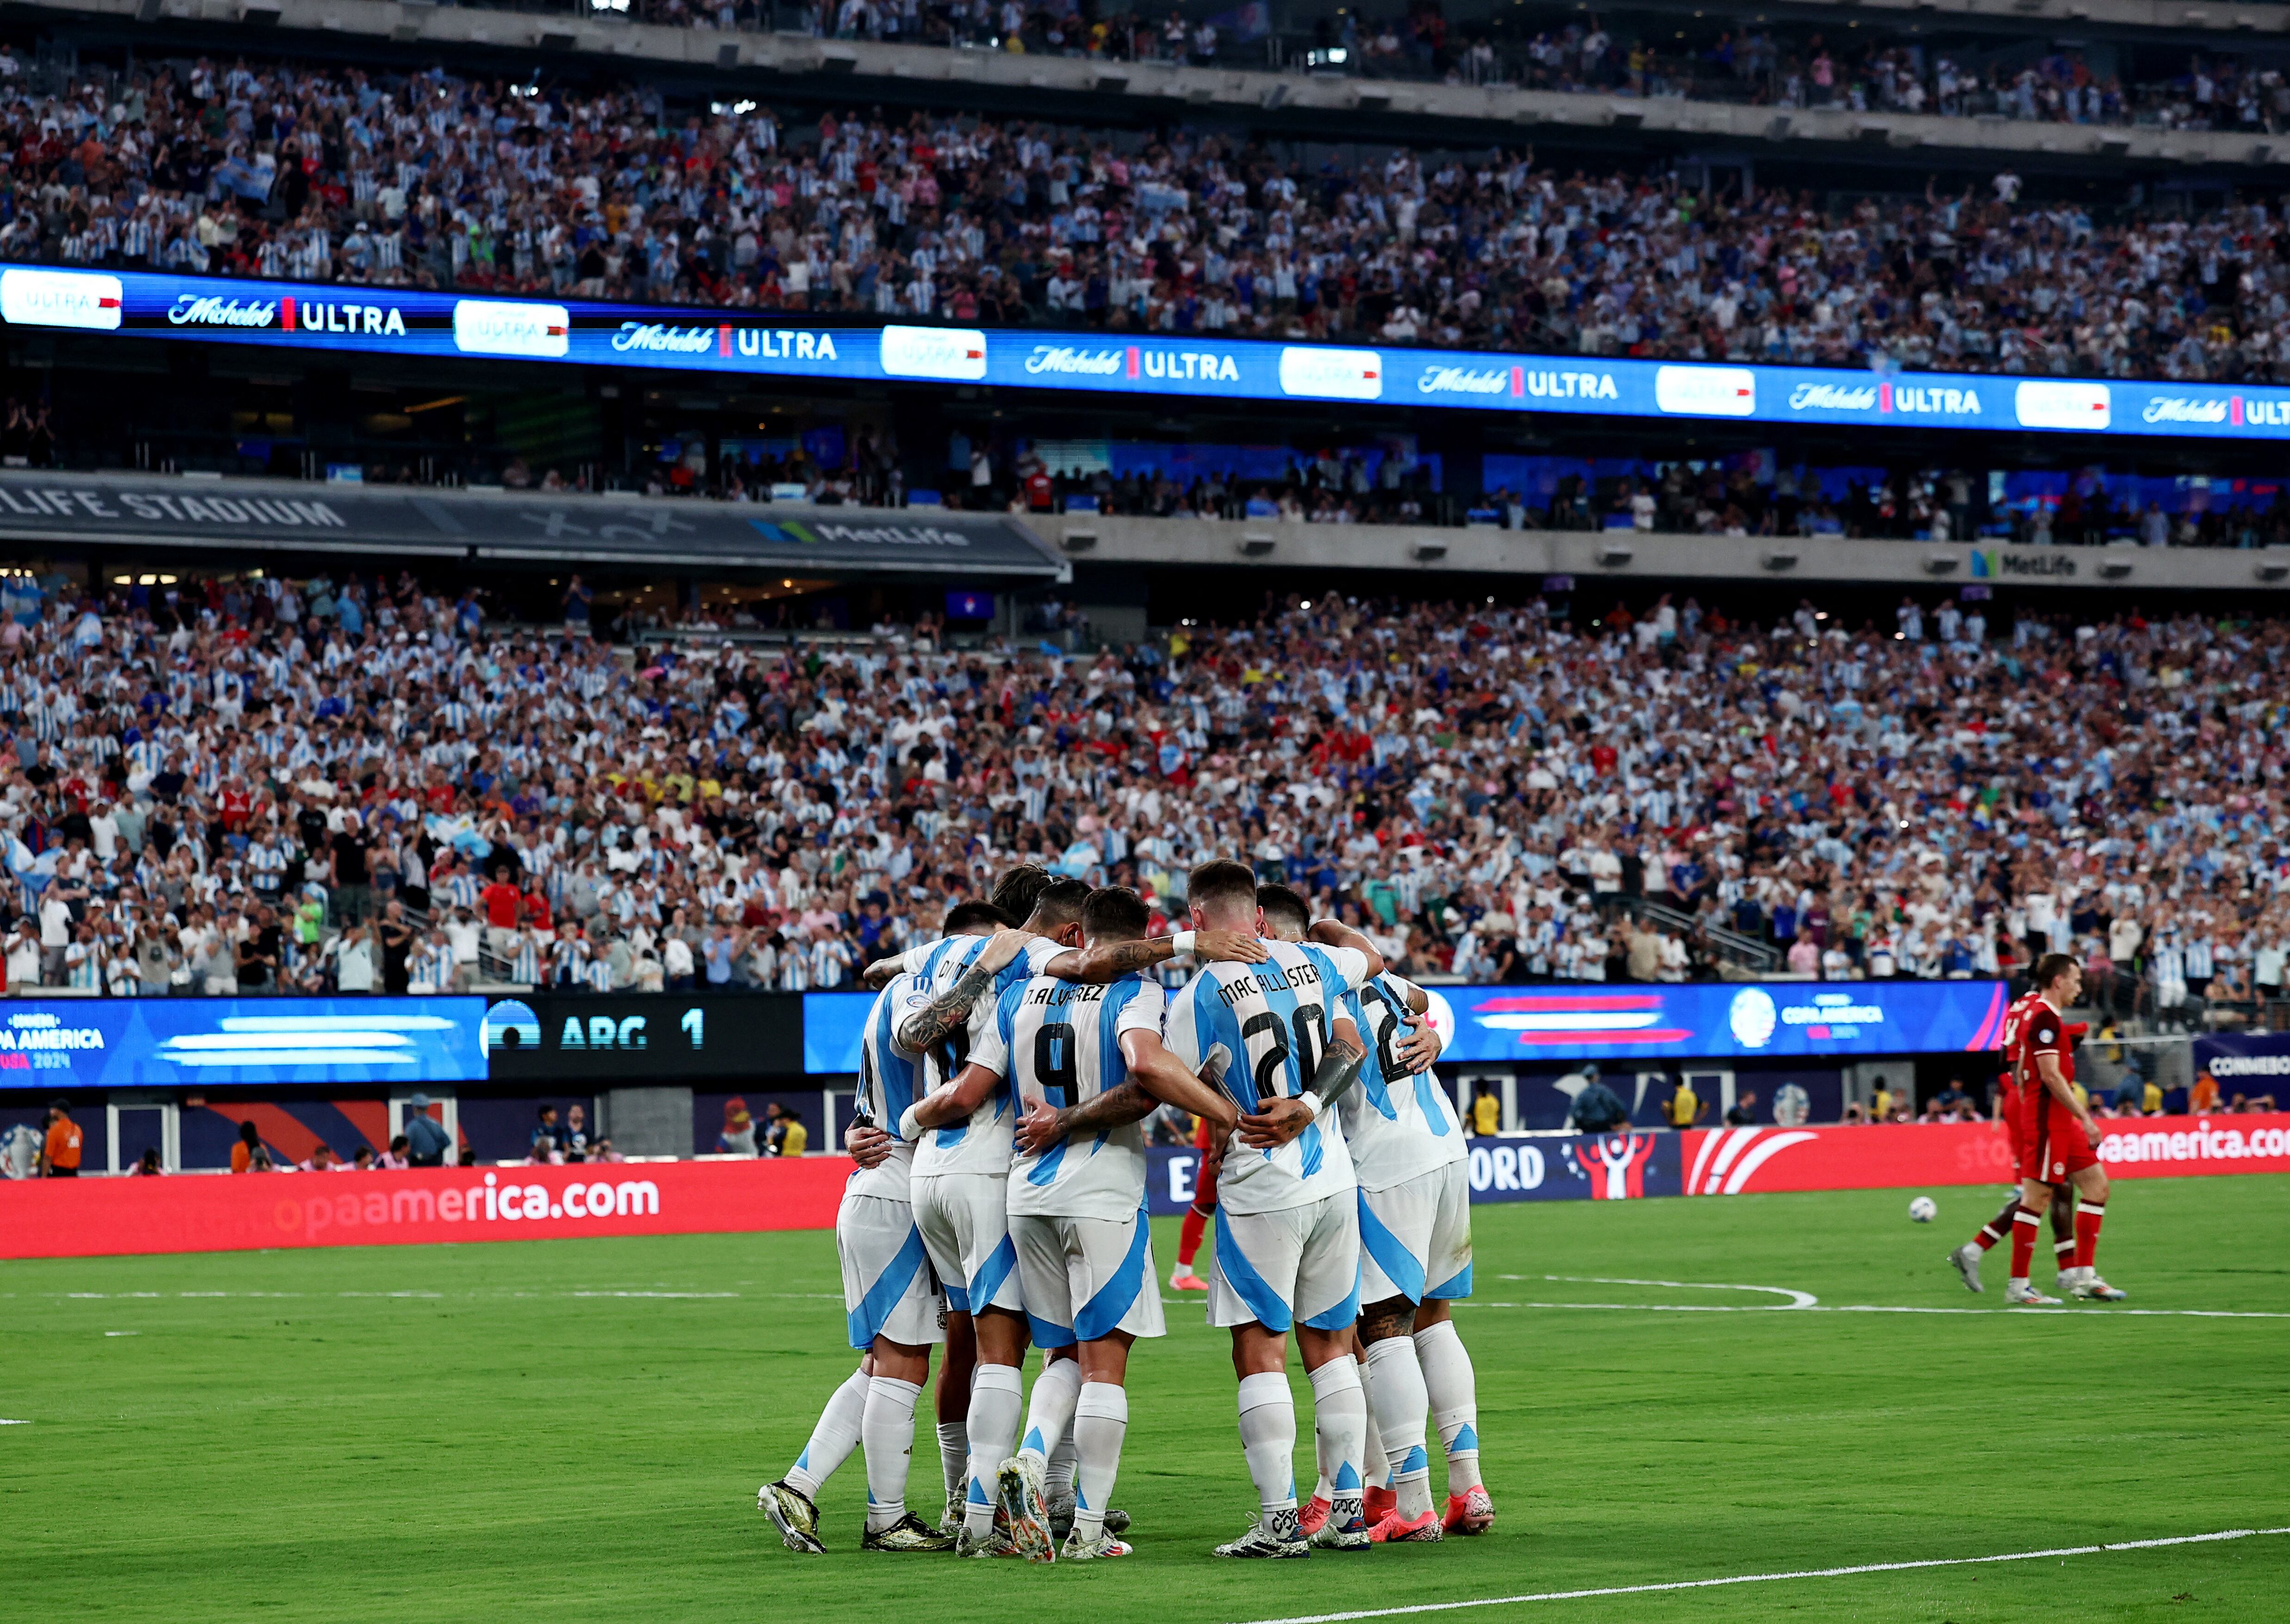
1229, 1526, 2290, 1624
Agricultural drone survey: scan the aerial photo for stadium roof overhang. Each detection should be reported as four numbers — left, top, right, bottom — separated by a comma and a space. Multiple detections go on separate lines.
0, 471, 1066, 580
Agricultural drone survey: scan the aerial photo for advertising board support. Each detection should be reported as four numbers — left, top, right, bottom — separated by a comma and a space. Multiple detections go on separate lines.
602, 1086, 692, 1158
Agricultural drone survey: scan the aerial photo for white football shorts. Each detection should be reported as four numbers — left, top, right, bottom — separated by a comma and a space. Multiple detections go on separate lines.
1207, 1192, 1360, 1334
1358, 1161, 1473, 1305
910, 1171, 1023, 1317
837, 1190, 944, 1350
1011, 1209, 1166, 1348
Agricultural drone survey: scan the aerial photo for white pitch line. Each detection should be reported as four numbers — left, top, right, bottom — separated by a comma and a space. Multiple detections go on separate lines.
1461, 1301, 2290, 1320
1230, 1526, 2290, 1624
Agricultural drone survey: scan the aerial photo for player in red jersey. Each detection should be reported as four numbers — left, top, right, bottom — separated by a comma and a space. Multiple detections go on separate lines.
1948, 989, 2074, 1293
2002, 954, 2125, 1305
1168, 1108, 1217, 1292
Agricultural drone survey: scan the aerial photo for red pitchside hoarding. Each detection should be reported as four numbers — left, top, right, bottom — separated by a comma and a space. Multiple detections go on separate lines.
1679, 1113, 2290, 1197
0, 1157, 852, 1261
9, 1113, 2286, 1261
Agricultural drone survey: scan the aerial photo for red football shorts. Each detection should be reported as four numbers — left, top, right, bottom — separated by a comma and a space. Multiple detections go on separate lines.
2026, 1090, 2098, 1181
2002, 1091, 2028, 1180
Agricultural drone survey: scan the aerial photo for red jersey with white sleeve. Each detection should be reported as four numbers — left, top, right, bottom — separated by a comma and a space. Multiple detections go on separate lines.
1995, 991, 2043, 1174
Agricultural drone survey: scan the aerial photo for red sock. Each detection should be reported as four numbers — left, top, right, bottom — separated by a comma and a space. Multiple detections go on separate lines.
2074, 1202, 2105, 1270
1975, 1221, 2005, 1252
2052, 1238, 2075, 1271
2009, 1207, 2041, 1279
1178, 1204, 1209, 1268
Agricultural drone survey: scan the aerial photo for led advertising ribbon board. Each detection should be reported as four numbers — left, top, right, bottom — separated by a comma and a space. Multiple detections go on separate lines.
803, 980, 2011, 1072
4, 266, 2284, 441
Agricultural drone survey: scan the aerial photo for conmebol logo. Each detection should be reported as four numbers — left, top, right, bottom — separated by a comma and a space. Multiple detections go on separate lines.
2014, 380, 2111, 431
879, 325, 987, 381
0, 268, 123, 331
1278, 346, 1382, 401
452, 300, 570, 358
1654, 365, 1756, 417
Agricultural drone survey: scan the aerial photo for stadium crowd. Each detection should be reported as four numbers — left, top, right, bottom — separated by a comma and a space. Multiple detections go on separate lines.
4, 51, 2289, 381
435, 0, 2290, 135
0, 561, 2280, 1028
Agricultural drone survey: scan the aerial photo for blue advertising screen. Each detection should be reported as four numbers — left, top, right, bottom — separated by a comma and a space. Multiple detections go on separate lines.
2, 263, 2282, 445
804, 992, 873, 1077
0, 998, 488, 1088
1427, 981, 2010, 1064
802, 980, 2010, 1073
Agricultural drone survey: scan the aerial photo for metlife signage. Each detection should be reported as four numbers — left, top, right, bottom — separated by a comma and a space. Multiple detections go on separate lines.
0, 469, 1062, 576
6, 263, 2288, 442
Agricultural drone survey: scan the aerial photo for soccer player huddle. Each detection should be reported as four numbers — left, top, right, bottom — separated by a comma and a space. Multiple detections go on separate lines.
760, 860, 1492, 1563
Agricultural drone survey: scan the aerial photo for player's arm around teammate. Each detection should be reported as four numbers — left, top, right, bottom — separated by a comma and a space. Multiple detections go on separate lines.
895, 925, 1029, 1054
1039, 927, 1270, 982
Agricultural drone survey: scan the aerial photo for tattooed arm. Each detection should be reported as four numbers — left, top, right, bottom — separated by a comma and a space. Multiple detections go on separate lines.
1238, 1017, 1367, 1148
1039, 929, 1268, 984
1013, 1034, 1239, 1154
892, 928, 1025, 1053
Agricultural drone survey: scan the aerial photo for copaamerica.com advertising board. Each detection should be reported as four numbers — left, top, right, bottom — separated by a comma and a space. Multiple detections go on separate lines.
3, 264, 2283, 442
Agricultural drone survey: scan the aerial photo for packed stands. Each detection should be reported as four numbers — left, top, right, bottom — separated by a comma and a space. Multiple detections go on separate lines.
390, 0, 2290, 135
0, 564, 2273, 1029
4, 49, 2286, 381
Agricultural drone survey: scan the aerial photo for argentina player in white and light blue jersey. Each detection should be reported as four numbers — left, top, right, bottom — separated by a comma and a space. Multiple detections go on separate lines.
894, 877, 1087, 1555
1258, 883, 1491, 1546
968, 886, 1242, 1562
759, 967, 955, 1556
1160, 859, 1389, 1559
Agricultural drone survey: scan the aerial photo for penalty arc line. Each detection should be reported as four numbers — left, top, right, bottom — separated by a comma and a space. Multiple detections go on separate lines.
1228, 1527, 2290, 1624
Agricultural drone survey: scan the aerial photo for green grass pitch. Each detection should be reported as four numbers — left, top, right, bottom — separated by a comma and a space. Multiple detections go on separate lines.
7, 1176, 2288, 1624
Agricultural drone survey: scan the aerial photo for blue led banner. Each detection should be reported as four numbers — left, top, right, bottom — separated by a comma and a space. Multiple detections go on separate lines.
1425, 980, 2009, 1064
802, 979, 2010, 1074
0, 997, 488, 1088
1, 264, 2282, 441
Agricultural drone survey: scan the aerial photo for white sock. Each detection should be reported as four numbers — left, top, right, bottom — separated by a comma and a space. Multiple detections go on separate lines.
1415, 1320, 1481, 1495
963, 1363, 1025, 1538
786, 1365, 869, 1500
1308, 1355, 1367, 1532
1363, 1406, 1391, 1491
860, 1375, 921, 1532
1019, 1356, 1082, 1476
935, 1419, 969, 1502
1048, 1425, 1079, 1510
1072, 1381, 1128, 1541
1235, 1369, 1299, 1516
1362, 1334, 1434, 1520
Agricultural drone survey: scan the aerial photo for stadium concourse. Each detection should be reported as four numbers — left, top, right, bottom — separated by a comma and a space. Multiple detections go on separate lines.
3, 50, 2289, 382
0, 571, 2278, 1022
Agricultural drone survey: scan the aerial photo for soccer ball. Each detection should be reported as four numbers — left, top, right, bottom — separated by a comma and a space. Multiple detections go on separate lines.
1908, 1196, 1938, 1224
